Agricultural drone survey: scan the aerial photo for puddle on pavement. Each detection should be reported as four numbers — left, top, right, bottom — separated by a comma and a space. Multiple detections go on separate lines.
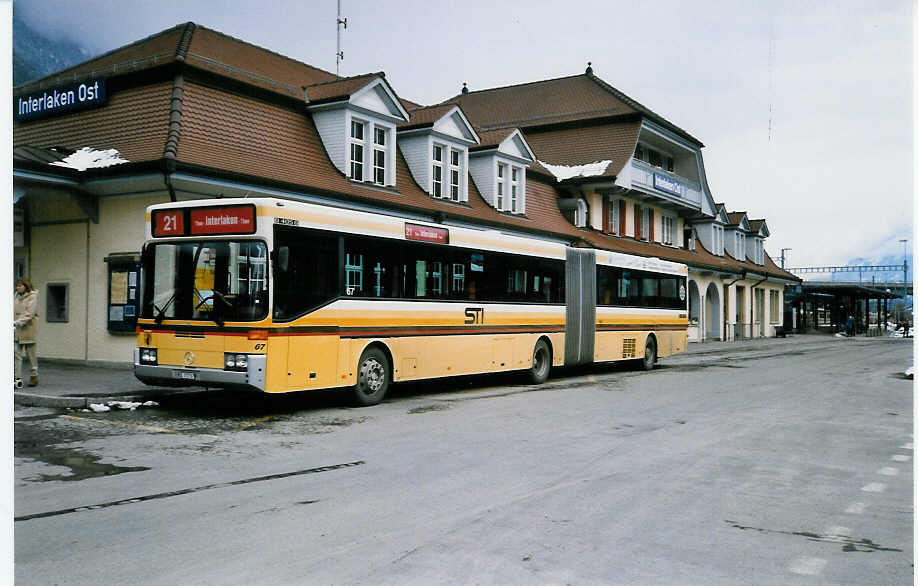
15, 423, 149, 482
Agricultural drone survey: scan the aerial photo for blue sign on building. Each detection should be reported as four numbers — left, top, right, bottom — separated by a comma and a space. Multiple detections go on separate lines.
653, 172, 686, 197
15, 79, 107, 122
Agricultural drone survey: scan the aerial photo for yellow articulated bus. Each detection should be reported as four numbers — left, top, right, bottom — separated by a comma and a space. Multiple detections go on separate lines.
135, 197, 688, 405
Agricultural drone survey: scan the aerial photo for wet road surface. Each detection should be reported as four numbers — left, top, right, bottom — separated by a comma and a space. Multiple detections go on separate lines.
14, 337, 913, 584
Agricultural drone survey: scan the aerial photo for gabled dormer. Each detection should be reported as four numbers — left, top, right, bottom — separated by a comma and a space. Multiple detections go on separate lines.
468, 128, 535, 214
724, 211, 751, 261
692, 203, 728, 256
747, 219, 770, 265
397, 105, 479, 202
306, 73, 409, 187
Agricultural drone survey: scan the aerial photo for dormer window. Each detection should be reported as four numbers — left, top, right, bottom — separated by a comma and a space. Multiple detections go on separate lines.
349, 120, 365, 180
373, 127, 387, 185
735, 232, 745, 259
347, 118, 393, 185
449, 148, 461, 201
496, 163, 506, 209
306, 74, 408, 188
468, 128, 534, 215
431, 144, 444, 197
713, 225, 724, 255
510, 167, 520, 212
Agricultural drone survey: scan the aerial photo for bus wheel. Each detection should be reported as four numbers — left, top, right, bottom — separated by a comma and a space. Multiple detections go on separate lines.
528, 339, 552, 384
353, 347, 390, 406
641, 336, 657, 371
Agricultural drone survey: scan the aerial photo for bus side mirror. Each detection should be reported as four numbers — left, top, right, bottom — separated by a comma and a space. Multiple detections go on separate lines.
276, 246, 289, 272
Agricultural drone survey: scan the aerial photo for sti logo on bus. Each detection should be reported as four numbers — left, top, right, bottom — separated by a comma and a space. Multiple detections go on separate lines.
464, 307, 484, 325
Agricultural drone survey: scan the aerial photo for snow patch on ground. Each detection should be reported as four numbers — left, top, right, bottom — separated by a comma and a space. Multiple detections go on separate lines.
51, 147, 129, 171
905, 367, 913, 379
538, 159, 612, 182
84, 400, 158, 413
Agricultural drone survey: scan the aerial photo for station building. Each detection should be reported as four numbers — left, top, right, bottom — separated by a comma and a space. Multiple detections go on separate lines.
12, 23, 799, 365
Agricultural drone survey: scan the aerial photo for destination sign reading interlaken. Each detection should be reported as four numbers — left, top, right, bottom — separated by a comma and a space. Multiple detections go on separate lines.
405, 223, 449, 244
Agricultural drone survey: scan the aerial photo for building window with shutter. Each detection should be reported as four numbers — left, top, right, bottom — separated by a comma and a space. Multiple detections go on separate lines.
662, 215, 675, 245
641, 207, 650, 241
608, 198, 620, 234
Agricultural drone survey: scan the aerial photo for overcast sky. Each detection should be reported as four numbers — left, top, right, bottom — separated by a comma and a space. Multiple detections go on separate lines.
15, 0, 914, 270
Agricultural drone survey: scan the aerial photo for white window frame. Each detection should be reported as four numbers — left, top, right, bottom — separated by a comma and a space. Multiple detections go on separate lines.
496, 163, 507, 210
662, 215, 675, 245
432, 143, 444, 197
510, 166, 520, 213
449, 148, 461, 201
641, 207, 650, 241
713, 225, 724, 255
373, 127, 387, 185
609, 197, 620, 234
349, 119, 366, 181
735, 232, 745, 260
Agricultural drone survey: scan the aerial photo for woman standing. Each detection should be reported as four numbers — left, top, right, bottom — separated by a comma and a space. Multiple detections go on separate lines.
14, 277, 39, 388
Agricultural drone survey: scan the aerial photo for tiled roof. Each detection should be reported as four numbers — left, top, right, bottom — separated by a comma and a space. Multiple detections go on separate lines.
726, 211, 747, 226
443, 72, 702, 145
399, 104, 455, 129
445, 74, 636, 130
523, 120, 642, 180
304, 73, 382, 105
13, 81, 173, 164
471, 128, 517, 150
14, 23, 338, 100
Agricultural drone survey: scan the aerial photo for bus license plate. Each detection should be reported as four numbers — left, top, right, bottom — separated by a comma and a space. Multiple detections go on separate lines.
172, 370, 196, 380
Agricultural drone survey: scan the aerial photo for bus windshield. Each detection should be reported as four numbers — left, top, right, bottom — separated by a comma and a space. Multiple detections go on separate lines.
141, 240, 268, 323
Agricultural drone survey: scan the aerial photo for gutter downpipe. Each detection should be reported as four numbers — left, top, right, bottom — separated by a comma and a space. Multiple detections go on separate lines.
722, 271, 746, 342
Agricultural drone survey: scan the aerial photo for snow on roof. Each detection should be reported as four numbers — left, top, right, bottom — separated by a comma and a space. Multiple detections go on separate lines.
538, 159, 612, 182
50, 147, 129, 171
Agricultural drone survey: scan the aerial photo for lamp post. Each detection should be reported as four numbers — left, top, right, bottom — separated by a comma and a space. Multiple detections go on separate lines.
900, 239, 908, 287
780, 248, 791, 270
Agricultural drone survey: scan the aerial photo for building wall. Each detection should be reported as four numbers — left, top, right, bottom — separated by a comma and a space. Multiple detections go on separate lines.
87, 194, 169, 363
398, 134, 430, 193
31, 221, 89, 360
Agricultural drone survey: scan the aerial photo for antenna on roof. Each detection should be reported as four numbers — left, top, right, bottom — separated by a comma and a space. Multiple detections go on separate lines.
336, 0, 347, 77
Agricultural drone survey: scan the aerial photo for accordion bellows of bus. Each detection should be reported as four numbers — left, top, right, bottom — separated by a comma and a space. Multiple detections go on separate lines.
134, 197, 688, 405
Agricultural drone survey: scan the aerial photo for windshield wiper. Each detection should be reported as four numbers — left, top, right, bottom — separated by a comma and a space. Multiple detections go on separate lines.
153, 293, 176, 325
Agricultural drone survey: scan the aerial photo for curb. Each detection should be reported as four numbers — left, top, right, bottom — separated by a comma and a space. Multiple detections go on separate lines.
14, 393, 151, 409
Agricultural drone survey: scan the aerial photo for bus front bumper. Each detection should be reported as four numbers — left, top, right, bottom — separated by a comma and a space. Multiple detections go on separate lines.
133, 350, 266, 391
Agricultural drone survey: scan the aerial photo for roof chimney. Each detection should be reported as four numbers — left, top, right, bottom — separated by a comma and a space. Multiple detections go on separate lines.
461, 82, 469, 95
585, 62, 593, 75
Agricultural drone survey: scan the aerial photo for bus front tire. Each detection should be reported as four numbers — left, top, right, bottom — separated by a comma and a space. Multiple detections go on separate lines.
353, 347, 390, 406
641, 336, 657, 371
527, 339, 552, 384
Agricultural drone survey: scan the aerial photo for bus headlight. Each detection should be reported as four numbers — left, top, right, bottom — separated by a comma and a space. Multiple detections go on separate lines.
224, 353, 249, 371
139, 348, 158, 365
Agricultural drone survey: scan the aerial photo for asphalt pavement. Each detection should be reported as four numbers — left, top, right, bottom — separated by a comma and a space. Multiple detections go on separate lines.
13, 333, 908, 409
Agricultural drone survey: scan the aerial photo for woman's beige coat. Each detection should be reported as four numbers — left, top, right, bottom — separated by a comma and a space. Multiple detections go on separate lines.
14, 290, 38, 344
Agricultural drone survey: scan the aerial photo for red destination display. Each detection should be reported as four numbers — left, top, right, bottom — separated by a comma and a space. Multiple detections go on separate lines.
152, 209, 185, 237
405, 223, 448, 244
189, 205, 256, 235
